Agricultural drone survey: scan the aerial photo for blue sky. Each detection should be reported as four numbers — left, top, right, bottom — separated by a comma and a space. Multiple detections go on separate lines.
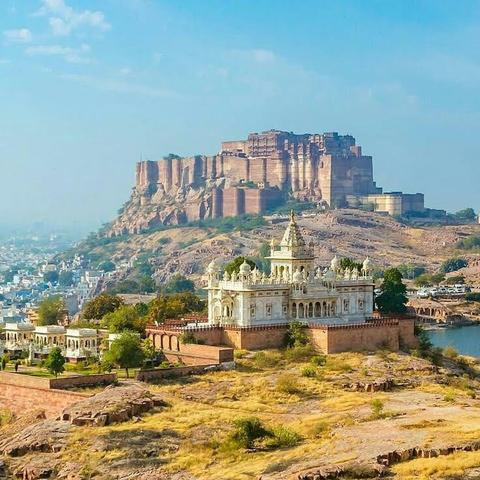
0, 0, 479, 231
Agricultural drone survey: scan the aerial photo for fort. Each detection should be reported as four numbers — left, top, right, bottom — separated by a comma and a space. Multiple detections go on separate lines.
110, 129, 426, 234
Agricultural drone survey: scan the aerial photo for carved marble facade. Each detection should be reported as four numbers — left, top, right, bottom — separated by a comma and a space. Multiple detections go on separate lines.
206, 212, 374, 326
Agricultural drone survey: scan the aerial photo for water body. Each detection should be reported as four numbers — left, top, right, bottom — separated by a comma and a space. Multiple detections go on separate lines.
428, 325, 480, 358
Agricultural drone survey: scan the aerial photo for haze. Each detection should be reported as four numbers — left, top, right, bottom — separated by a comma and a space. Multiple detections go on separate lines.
1, 0, 479, 230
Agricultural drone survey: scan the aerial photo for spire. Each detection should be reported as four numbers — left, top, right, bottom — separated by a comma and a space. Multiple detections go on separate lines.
280, 210, 306, 248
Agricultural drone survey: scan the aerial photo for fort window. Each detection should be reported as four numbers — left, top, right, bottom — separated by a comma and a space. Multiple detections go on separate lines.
250, 305, 256, 318
266, 304, 272, 316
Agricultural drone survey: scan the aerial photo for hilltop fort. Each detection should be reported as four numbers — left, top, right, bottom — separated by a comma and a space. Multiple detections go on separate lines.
110, 129, 426, 235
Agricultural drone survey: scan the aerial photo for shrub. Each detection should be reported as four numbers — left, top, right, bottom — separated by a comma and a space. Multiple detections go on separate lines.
440, 258, 468, 274
301, 365, 318, 378
234, 349, 248, 359
324, 357, 353, 373
284, 320, 308, 348
266, 426, 301, 448
229, 417, 271, 449
466, 293, 480, 302
253, 351, 282, 369
310, 355, 327, 366
370, 399, 385, 419
456, 235, 480, 250
443, 346, 459, 359
179, 331, 200, 344
276, 373, 300, 394
284, 344, 315, 362
309, 421, 330, 438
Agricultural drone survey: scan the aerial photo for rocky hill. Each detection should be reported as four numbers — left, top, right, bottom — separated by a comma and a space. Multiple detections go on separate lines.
77, 209, 480, 287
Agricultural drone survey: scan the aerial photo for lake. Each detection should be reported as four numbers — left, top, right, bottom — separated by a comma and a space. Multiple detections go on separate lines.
428, 325, 480, 358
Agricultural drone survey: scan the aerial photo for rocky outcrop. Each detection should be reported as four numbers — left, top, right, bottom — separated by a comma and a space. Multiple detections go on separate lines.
0, 420, 70, 457
342, 378, 395, 392
61, 383, 165, 426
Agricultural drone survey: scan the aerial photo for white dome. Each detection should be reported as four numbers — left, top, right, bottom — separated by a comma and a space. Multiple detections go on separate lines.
362, 257, 371, 271
239, 260, 251, 275
207, 260, 219, 274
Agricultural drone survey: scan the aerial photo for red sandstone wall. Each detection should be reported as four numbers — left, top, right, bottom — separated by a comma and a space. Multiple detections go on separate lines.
0, 373, 89, 418
222, 327, 287, 350
321, 323, 400, 354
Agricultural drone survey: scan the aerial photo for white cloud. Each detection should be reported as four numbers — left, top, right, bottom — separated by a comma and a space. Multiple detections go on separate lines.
60, 73, 177, 98
25, 43, 91, 64
3, 28, 32, 43
251, 49, 276, 64
37, 0, 110, 37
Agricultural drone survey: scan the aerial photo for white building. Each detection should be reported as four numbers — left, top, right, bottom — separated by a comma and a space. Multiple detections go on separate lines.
4, 322, 35, 351
33, 325, 66, 355
65, 328, 99, 361
206, 212, 374, 327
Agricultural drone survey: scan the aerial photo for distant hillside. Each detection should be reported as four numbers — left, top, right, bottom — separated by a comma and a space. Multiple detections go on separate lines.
65, 209, 480, 289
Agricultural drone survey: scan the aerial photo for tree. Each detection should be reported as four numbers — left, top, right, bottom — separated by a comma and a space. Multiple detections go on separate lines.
58, 271, 74, 287
37, 296, 65, 326
45, 347, 65, 378
43, 270, 59, 284
375, 268, 407, 314
159, 274, 195, 294
103, 331, 145, 378
440, 258, 468, 274
339, 257, 363, 272
452, 208, 476, 221
83, 293, 124, 320
284, 320, 308, 348
396, 263, 426, 280
148, 292, 205, 324
225, 257, 257, 275
138, 275, 156, 293
456, 235, 480, 250
101, 304, 147, 334
98, 260, 116, 272
142, 338, 157, 368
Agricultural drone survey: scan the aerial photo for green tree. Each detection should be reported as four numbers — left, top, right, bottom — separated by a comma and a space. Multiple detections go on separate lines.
138, 275, 156, 293
147, 292, 205, 324
58, 271, 74, 287
83, 293, 124, 320
45, 347, 65, 378
375, 268, 407, 314
43, 270, 59, 284
98, 260, 116, 272
225, 257, 257, 275
452, 208, 476, 221
159, 274, 195, 294
103, 331, 145, 378
456, 235, 480, 250
37, 296, 65, 326
440, 258, 468, 274
101, 304, 147, 334
284, 320, 308, 348
142, 338, 156, 368
339, 258, 362, 272
108, 279, 141, 294
396, 263, 426, 280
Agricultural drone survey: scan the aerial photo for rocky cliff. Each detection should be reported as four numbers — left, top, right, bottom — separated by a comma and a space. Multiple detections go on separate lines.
108, 130, 378, 236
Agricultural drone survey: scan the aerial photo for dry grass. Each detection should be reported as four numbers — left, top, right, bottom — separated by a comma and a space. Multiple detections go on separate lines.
392, 450, 480, 479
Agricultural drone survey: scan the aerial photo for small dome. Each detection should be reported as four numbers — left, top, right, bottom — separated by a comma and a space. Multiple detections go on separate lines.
239, 260, 251, 275
292, 268, 303, 283
330, 255, 339, 272
207, 260, 219, 274
362, 257, 371, 271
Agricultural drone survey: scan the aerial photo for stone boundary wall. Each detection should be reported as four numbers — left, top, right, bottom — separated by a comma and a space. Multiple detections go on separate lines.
136, 364, 220, 382
147, 317, 417, 353
0, 372, 89, 418
50, 373, 117, 389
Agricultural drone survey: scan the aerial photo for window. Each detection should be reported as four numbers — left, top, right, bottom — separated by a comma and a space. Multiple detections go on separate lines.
250, 305, 256, 318
358, 299, 364, 311
266, 304, 272, 316
282, 304, 288, 315
343, 299, 350, 313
